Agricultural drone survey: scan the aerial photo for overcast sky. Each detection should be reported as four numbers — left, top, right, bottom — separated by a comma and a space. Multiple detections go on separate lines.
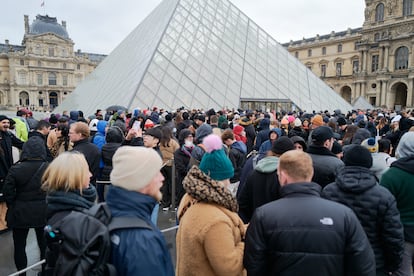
1, 0, 365, 55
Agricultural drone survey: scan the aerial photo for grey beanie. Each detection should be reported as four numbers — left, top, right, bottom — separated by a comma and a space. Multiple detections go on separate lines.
396, 132, 414, 159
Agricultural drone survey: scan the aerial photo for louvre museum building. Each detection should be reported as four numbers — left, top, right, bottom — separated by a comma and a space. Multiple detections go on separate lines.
0, 14, 105, 111
285, 0, 414, 111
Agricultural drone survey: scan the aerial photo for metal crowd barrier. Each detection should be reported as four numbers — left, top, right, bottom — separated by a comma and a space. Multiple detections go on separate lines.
9, 224, 179, 276
96, 157, 177, 209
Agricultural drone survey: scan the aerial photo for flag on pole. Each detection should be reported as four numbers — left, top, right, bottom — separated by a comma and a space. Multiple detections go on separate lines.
41, 1, 45, 7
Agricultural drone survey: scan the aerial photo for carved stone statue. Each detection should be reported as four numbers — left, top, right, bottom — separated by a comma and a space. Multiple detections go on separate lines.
365, 6, 372, 20
386, 0, 397, 15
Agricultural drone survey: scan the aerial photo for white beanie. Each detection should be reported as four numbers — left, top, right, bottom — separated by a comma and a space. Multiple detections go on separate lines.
110, 146, 162, 191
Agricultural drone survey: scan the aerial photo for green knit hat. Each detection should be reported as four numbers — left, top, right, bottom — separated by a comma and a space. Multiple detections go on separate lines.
200, 149, 234, 181
198, 135, 234, 181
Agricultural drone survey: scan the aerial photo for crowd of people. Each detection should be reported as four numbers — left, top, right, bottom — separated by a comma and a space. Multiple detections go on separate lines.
1, 105, 414, 275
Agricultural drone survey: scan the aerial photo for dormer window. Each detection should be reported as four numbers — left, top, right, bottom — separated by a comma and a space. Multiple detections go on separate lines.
375, 3, 384, 22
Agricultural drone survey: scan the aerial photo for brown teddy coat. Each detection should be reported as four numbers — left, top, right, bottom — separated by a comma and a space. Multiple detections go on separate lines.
176, 166, 246, 276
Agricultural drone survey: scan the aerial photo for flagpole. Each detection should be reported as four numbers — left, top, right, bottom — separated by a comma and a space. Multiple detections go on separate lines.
41, 1, 46, 15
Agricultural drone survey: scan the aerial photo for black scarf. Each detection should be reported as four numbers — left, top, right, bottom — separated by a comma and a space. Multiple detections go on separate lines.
46, 185, 96, 218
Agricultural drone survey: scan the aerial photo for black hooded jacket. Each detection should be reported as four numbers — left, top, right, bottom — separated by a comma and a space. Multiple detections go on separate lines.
322, 166, 404, 273
3, 136, 48, 228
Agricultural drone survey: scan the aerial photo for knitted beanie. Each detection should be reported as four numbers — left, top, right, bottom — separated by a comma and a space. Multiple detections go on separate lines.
337, 117, 347, 126
361, 138, 379, 153
199, 135, 234, 181
343, 144, 373, 168
294, 118, 302, 127
0, 115, 9, 122
311, 115, 324, 127
271, 136, 295, 155
110, 146, 162, 191
396, 132, 414, 159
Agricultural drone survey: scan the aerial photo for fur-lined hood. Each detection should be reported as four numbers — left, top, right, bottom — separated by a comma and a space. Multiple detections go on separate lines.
178, 166, 238, 220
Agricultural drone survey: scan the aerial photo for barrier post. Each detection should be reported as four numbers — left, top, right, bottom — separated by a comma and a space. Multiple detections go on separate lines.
171, 158, 176, 210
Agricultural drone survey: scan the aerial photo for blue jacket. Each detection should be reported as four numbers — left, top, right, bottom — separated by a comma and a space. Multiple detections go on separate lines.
93, 120, 108, 168
106, 186, 174, 276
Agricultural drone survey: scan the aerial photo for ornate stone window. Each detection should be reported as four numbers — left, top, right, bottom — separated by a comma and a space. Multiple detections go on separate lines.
322, 47, 326, 55
18, 71, 27, 85
403, 0, 412, 16
308, 49, 312, 57
395, 46, 409, 70
321, 64, 327, 77
337, 44, 342, 53
48, 47, 55, 57
48, 72, 57, 85
336, 63, 342, 76
375, 3, 384, 22
352, 60, 360, 73
37, 73, 43, 85
371, 55, 379, 72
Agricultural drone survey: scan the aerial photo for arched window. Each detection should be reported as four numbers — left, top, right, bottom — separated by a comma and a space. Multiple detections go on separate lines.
374, 33, 380, 41
48, 73, 57, 85
403, 0, 412, 16
376, 3, 384, 22
395, 46, 409, 70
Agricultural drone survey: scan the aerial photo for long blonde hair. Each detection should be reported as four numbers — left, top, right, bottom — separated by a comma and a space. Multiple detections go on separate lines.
42, 151, 90, 193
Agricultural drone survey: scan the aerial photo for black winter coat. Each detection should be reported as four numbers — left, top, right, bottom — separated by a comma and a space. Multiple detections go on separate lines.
307, 145, 344, 187
100, 142, 121, 181
3, 136, 48, 228
72, 139, 100, 184
244, 182, 376, 276
242, 123, 256, 154
0, 130, 24, 197
322, 166, 404, 273
28, 131, 53, 162
237, 156, 280, 223
227, 142, 247, 183
173, 146, 191, 204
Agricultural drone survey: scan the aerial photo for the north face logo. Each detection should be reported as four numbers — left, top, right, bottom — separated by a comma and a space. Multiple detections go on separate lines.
320, 217, 333, 225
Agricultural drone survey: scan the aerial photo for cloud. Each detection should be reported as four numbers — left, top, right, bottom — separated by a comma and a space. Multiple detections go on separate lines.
0, 0, 364, 54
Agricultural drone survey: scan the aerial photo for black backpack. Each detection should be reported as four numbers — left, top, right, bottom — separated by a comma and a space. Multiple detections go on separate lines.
43, 203, 152, 276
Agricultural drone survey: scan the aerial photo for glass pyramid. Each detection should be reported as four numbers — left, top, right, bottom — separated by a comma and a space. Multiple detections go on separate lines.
55, 0, 353, 115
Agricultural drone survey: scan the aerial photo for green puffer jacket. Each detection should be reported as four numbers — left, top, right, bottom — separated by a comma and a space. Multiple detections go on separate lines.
381, 156, 414, 242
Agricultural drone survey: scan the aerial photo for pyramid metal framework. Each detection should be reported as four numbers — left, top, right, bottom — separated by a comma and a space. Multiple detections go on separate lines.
55, 0, 353, 115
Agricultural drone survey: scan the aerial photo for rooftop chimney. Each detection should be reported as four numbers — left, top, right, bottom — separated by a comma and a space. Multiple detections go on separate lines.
24, 15, 29, 34
5, 39, 9, 46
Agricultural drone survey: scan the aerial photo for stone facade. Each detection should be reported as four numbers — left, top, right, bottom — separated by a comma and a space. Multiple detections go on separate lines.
0, 15, 106, 111
285, 0, 414, 110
